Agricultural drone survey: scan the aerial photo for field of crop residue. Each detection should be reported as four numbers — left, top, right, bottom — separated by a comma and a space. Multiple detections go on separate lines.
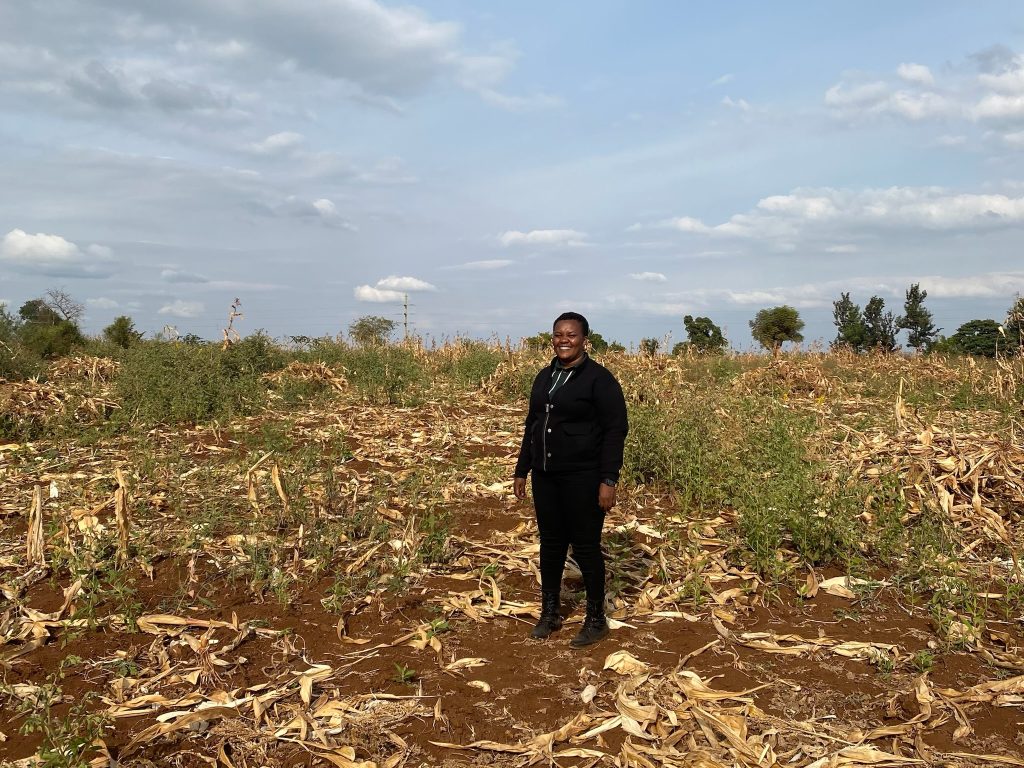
2, 342, 1023, 767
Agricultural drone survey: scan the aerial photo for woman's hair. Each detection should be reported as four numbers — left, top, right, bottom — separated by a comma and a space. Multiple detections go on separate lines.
553, 311, 589, 337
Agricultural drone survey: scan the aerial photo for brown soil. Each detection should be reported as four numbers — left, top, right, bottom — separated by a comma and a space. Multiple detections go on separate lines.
3, 398, 1024, 768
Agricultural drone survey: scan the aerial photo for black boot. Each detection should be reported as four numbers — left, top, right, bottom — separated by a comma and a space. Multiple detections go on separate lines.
569, 598, 609, 648
531, 590, 563, 639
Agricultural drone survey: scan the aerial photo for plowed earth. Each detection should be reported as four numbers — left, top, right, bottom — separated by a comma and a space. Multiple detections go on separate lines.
2, 387, 1024, 767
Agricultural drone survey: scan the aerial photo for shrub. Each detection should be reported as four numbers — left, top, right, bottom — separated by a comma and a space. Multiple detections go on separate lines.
103, 316, 143, 348
438, 342, 503, 388
624, 389, 863, 575
115, 339, 281, 424
20, 320, 84, 360
622, 400, 728, 511
303, 344, 425, 405
731, 403, 862, 574
0, 305, 42, 379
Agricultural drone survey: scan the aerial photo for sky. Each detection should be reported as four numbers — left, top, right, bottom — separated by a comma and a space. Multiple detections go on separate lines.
3, 1, 1024, 349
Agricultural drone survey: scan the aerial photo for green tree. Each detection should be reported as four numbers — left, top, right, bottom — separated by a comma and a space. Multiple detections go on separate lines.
831, 292, 867, 351
863, 296, 898, 352
18, 295, 83, 359
681, 315, 728, 354
20, 320, 83, 359
348, 315, 396, 347
103, 315, 143, 348
639, 337, 660, 357
523, 331, 552, 351
587, 331, 609, 353
897, 283, 939, 351
750, 306, 805, 357
948, 319, 1002, 358
19, 298, 62, 325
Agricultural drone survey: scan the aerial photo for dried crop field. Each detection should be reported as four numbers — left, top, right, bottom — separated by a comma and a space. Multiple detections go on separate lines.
1, 343, 1023, 768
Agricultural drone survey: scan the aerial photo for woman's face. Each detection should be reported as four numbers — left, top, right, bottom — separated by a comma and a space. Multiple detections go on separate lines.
552, 319, 586, 365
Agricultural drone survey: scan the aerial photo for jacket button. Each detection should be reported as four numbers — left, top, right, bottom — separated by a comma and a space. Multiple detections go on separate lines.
547, 428, 551, 433
546, 452, 551, 457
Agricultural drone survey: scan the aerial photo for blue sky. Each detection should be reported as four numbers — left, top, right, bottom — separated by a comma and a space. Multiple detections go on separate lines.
2, 1, 1024, 349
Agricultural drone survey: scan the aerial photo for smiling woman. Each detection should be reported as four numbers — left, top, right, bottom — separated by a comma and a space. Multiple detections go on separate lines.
513, 312, 629, 648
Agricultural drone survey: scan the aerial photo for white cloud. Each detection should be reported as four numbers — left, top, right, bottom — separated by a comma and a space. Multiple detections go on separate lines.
897, 62, 935, 86
450, 259, 514, 270
161, 268, 210, 283
0, 228, 115, 277
918, 272, 1024, 298
354, 285, 404, 302
475, 88, 562, 111
825, 50, 1024, 147
268, 196, 356, 229
978, 59, 1024, 94
375, 275, 437, 291
758, 194, 838, 220
720, 95, 750, 111
0, 1, 547, 113
499, 229, 587, 247
247, 131, 305, 155
667, 216, 711, 233
602, 295, 689, 317
709, 73, 734, 87
825, 80, 890, 109
158, 300, 204, 318
825, 78, 955, 122
972, 93, 1024, 120
825, 244, 859, 254
86, 297, 119, 309
454, 45, 561, 111
653, 186, 1024, 244
59, 58, 240, 118
630, 272, 667, 282
997, 129, 1024, 147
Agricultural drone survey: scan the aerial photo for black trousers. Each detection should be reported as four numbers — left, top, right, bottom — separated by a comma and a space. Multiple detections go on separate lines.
531, 469, 605, 602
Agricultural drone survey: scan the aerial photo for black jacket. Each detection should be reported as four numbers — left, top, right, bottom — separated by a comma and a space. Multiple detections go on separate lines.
514, 355, 628, 480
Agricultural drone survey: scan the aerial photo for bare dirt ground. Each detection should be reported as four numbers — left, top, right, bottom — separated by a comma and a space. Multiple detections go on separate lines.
3, 367, 1024, 767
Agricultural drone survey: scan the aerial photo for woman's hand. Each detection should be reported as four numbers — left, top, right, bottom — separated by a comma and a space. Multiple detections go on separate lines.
598, 483, 616, 511
513, 477, 527, 500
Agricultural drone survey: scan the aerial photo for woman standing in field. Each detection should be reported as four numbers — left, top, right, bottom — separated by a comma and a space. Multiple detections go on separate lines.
513, 312, 629, 647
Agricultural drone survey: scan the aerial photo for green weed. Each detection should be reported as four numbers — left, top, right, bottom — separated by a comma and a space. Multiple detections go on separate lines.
911, 649, 935, 672
392, 662, 417, 684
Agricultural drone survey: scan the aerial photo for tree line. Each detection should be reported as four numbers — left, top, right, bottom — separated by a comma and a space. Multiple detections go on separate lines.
727, 284, 1020, 357
3, 284, 1023, 381
540, 283, 1022, 359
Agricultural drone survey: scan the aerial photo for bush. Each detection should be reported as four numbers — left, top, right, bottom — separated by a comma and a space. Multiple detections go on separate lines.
437, 342, 503, 388
730, 403, 862, 574
115, 338, 284, 424
623, 400, 728, 511
624, 389, 863, 575
297, 342, 426, 405
20, 320, 84, 360
0, 304, 42, 379
344, 346, 425, 405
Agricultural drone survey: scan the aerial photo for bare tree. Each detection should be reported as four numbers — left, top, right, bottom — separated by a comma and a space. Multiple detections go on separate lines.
45, 288, 85, 324
222, 298, 243, 349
